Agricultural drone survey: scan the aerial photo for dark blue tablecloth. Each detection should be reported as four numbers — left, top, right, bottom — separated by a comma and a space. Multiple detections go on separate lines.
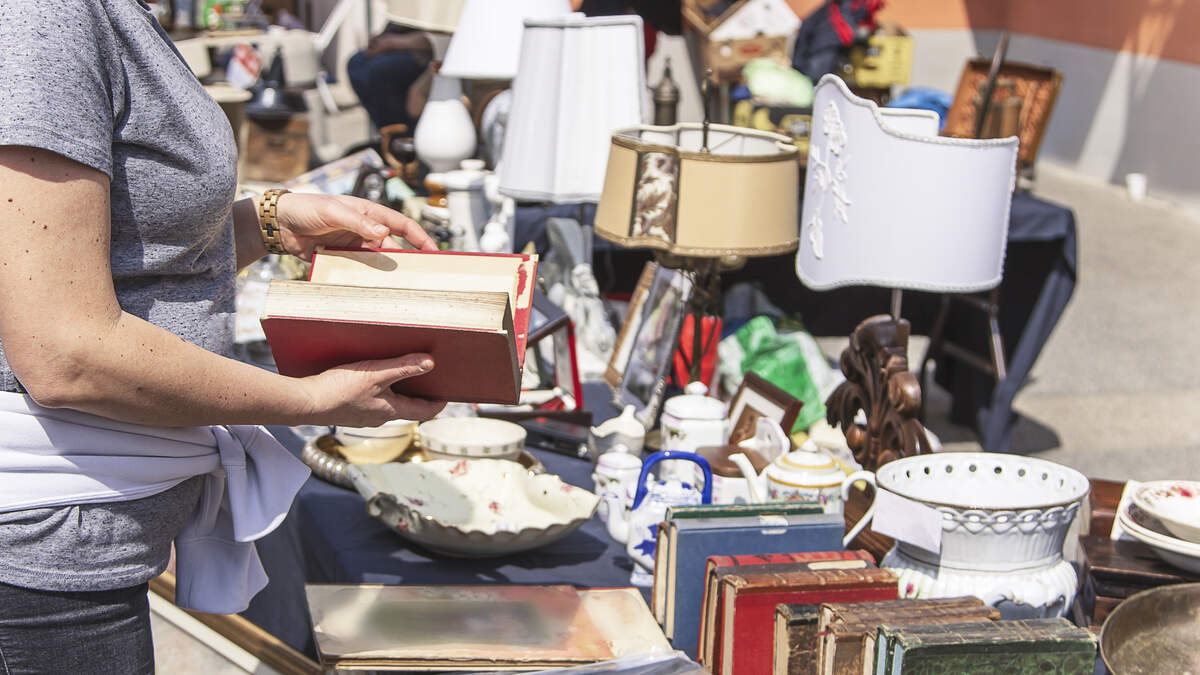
243, 404, 634, 658
514, 191, 1078, 452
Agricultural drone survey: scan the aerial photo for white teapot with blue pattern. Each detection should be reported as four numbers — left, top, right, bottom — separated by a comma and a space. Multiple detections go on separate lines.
606, 451, 712, 586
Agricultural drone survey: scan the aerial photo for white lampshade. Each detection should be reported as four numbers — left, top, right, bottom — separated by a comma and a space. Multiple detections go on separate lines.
385, 0, 466, 33
498, 14, 647, 203
796, 75, 1018, 293
440, 0, 573, 80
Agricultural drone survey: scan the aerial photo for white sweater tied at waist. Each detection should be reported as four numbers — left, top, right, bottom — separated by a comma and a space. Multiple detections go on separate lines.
0, 392, 310, 614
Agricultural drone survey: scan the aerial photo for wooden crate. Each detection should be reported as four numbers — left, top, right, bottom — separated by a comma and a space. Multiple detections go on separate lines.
682, 0, 791, 80
942, 59, 1063, 169
243, 114, 311, 182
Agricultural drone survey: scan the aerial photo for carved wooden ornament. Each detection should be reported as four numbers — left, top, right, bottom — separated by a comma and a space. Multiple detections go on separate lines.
826, 314, 932, 470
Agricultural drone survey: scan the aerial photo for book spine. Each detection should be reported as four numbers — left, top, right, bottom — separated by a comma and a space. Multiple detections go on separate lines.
775, 604, 820, 675
654, 523, 673, 631
822, 624, 871, 675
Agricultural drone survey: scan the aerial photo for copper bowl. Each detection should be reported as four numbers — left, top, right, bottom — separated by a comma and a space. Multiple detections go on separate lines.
1100, 582, 1200, 674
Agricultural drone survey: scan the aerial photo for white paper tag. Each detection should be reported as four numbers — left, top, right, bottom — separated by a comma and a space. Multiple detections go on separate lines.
870, 489, 943, 554
757, 514, 788, 534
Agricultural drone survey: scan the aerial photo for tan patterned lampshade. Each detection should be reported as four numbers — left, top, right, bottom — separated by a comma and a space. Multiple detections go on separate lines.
594, 123, 800, 257
385, 0, 466, 33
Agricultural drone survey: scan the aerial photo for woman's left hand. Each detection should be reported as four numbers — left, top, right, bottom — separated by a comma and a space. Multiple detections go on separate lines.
273, 192, 437, 259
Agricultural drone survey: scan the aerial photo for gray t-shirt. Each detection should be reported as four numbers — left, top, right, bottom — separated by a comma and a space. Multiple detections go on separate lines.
0, 0, 238, 591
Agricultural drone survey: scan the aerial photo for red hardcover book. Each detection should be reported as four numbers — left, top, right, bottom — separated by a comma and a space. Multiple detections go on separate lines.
717, 567, 898, 675
261, 248, 537, 404
699, 550, 876, 669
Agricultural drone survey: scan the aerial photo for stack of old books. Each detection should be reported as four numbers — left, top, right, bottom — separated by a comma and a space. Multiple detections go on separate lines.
772, 595, 1097, 675
776, 597, 1000, 675
695, 551, 898, 674
651, 502, 845, 659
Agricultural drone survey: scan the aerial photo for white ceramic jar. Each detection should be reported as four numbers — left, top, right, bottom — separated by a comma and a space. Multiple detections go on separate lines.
846, 452, 1090, 618
659, 383, 727, 482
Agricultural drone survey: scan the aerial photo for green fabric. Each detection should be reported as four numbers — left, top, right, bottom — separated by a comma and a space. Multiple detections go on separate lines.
742, 59, 815, 107
735, 316, 826, 432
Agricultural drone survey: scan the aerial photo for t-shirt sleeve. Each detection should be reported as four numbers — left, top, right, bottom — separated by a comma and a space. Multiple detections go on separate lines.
0, 0, 119, 177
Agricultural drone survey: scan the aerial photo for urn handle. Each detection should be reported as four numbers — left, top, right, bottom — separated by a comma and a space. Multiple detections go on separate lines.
842, 470, 878, 547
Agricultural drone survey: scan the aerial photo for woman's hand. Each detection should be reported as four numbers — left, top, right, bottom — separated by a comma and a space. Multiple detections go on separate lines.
274, 192, 437, 260
301, 353, 447, 427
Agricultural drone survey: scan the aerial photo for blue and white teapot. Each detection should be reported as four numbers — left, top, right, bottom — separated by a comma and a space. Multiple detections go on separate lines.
607, 451, 712, 586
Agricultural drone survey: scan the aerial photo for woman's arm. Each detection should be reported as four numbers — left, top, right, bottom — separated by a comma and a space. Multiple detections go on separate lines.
0, 146, 443, 427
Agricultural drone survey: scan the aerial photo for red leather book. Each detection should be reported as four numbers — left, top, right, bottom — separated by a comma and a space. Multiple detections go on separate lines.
699, 550, 876, 669
261, 248, 537, 404
716, 567, 898, 675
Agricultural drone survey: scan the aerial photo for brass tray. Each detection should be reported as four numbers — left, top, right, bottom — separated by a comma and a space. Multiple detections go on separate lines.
301, 434, 544, 489
1100, 582, 1200, 674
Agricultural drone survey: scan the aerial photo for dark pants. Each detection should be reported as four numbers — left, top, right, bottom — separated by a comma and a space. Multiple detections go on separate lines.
0, 581, 153, 674
346, 50, 427, 130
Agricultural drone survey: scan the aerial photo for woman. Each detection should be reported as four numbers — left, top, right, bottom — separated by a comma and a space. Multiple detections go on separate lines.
0, 2, 443, 672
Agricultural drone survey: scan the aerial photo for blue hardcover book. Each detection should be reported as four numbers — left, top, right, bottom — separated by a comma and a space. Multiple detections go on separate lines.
652, 512, 844, 658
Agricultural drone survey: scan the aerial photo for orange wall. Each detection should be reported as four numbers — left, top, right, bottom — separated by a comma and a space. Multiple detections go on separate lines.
784, 0, 1200, 65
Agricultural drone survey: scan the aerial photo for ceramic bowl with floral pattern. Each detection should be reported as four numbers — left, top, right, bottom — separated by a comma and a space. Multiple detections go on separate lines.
1132, 481, 1200, 545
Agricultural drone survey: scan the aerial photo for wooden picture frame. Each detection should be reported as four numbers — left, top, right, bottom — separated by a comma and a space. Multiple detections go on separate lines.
612, 265, 693, 428
524, 291, 583, 410
605, 262, 659, 389
726, 371, 803, 445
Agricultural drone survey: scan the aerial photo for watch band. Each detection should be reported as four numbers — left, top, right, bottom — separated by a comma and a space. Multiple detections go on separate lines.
257, 188, 289, 254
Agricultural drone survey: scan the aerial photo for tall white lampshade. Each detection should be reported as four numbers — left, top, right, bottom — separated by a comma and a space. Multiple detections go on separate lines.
385, 0, 466, 32
498, 14, 647, 203
440, 0, 573, 80
796, 75, 1018, 293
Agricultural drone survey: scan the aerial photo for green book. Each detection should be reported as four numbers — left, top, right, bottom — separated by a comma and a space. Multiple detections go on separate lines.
874, 621, 995, 675
877, 618, 1096, 675
666, 502, 822, 521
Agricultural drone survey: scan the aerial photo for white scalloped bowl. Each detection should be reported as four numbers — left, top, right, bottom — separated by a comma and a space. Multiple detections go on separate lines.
348, 459, 598, 557
1131, 481, 1200, 545
1119, 502, 1200, 574
417, 417, 525, 461
875, 452, 1089, 568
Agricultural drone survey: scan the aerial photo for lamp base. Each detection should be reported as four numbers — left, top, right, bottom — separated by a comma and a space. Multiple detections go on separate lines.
827, 315, 932, 470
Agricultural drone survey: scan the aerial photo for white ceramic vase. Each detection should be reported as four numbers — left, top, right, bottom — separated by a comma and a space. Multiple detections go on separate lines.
414, 74, 477, 173
850, 452, 1089, 619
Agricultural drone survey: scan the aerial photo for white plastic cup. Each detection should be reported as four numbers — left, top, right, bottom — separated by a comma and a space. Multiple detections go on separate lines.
1126, 173, 1148, 202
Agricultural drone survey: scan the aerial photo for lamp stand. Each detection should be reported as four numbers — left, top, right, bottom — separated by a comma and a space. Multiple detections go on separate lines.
656, 253, 729, 386
826, 298, 932, 470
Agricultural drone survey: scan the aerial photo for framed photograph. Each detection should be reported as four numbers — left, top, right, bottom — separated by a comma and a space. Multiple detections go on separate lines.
604, 262, 658, 389
727, 371, 804, 445
613, 265, 693, 427
523, 291, 582, 410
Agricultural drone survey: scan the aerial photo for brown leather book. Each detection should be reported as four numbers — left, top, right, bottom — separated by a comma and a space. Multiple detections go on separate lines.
819, 596, 987, 633
813, 599, 1000, 675
718, 567, 898, 675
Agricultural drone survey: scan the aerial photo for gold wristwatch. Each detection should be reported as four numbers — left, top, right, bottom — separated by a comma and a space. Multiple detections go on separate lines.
257, 188, 289, 254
